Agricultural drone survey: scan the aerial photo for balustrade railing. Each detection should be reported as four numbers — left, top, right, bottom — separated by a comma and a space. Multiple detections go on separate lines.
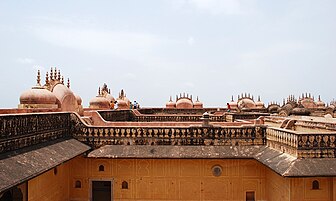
266, 127, 336, 158
71, 113, 266, 148
98, 110, 225, 122
0, 113, 71, 154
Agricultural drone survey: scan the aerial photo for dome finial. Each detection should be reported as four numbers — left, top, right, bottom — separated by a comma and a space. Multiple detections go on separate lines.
98, 87, 101, 96
169, 96, 172, 101
57, 70, 61, 81
36, 69, 41, 86
54, 67, 57, 80
318, 95, 321, 101
258, 95, 261, 102
50, 68, 53, 80
61, 76, 64, 84
231, 95, 234, 102
45, 72, 49, 85
67, 78, 70, 88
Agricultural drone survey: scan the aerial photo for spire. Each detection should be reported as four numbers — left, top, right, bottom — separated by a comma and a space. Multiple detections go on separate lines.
318, 95, 321, 101
190, 95, 192, 101
36, 70, 41, 86
45, 72, 49, 85
258, 95, 261, 102
108, 89, 111, 94
50, 68, 53, 80
61, 76, 64, 84
54, 67, 57, 80
231, 95, 234, 102
196, 96, 199, 102
57, 70, 61, 80
169, 96, 172, 102
67, 78, 70, 88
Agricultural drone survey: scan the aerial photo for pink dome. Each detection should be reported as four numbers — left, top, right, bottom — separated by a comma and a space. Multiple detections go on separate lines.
20, 86, 57, 105
117, 99, 129, 110
166, 101, 176, 108
52, 84, 78, 111
193, 101, 203, 109
176, 98, 193, 109
89, 96, 110, 109
238, 98, 256, 109
105, 94, 115, 103
75, 94, 82, 105
300, 98, 317, 109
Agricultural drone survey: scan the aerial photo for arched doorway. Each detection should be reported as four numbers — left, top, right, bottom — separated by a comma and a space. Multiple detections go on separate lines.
0, 187, 23, 201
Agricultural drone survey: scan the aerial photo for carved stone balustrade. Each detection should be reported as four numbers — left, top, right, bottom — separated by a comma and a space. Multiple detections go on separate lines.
0, 113, 71, 154
267, 127, 336, 158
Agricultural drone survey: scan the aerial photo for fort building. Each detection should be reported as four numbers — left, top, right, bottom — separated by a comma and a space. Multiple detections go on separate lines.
1, 69, 336, 201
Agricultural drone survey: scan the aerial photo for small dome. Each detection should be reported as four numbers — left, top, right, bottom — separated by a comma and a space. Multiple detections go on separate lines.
255, 101, 264, 108
316, 96, 325, 108
75, 94, 82, 105
238, 98, 256, 109
166, 101, 176, 108
268, 104, 280, 113
89, 96, 110, 109
193, 100, 203, 109
117, 99, 128, 110
176, 98, 193, 109
292, 107, 310, 115
300, 98, 317, 109
105, 94, 115, 103
316, 100, 325, 108
20, 86, 57, 105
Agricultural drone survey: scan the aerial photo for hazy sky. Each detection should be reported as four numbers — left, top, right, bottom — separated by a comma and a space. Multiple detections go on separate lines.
0, 0, 335, 108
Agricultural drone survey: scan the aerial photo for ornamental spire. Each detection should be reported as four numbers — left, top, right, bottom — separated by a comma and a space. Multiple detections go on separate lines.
36, 69, 41, 86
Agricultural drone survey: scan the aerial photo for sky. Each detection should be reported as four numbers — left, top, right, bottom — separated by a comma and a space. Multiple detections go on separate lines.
0, 0, 335, 108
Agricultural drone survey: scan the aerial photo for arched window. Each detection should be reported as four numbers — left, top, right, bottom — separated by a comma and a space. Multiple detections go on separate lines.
312, 180, 319, 190
99, 165, 105, 172
122, 181, 128, 189
75, 180, 82, 188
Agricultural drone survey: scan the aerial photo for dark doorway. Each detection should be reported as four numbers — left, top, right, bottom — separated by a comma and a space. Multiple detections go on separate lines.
92, 181, 112, 201
0, 187, 23, 201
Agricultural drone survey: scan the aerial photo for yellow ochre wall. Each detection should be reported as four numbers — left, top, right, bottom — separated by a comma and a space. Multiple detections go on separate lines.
70, 157, 268, 201
28, 162, 70, 201
26, 156, 336, 201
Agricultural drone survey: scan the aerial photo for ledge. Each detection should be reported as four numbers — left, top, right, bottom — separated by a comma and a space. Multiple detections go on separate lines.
88, 145, 336, 177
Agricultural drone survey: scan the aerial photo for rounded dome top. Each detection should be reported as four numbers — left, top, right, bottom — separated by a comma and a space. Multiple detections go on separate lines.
176, 98, 193, 109
238, 98, 256, 109
268, 105, 280, 113
20, 86, 57, 105
292, 107, 310, 115
75, 94, 82, 105
255, 100, 264, 108
229, 101, 238, 106
316, 100, 325, 108
105, 94, 115, 103
193, 100, 203, 108
316, 96, 325, 108
166, 100, 176, 108
300, 98, 317, 109
89, 96, 110, 109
